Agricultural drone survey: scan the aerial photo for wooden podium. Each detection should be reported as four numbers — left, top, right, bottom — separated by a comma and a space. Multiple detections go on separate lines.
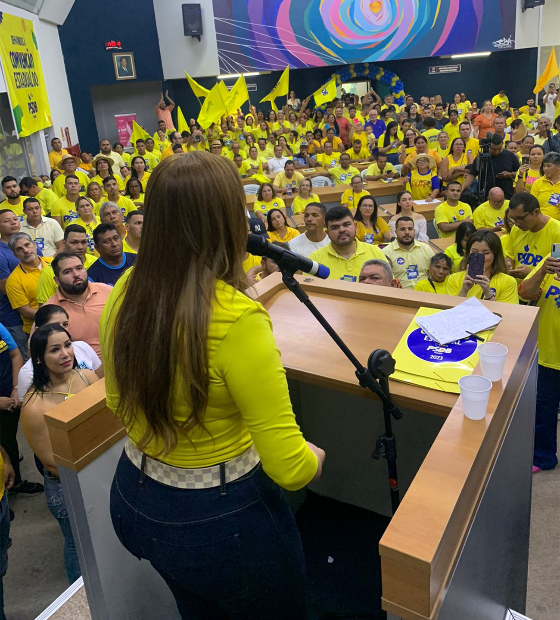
44, 276, 539, 620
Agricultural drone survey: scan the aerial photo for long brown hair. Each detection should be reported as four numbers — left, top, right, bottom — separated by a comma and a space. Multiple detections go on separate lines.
110, 152, 249, 456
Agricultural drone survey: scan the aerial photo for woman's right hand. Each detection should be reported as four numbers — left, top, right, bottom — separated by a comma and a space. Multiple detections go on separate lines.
307, 441, 326, 482
460, 274, 475, 296
518, 164, 529, 175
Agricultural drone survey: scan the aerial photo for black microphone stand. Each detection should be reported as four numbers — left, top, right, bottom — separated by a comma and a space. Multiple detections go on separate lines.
277, 256, 402, 515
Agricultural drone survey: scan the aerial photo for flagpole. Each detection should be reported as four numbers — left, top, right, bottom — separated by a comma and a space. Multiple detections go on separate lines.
196, 96, 203, 110
536, 5, 543, 88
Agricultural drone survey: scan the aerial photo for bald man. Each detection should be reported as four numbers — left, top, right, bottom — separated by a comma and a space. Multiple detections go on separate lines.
472, 187, 509, 232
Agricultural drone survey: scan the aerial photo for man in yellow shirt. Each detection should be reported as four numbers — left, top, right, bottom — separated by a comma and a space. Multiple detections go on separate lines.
327, 153, 359, 185
134, 139, 160, 171
321, 128, 343, 153
19, 177, 57, 216
48, 137, 68, 171
506, 192, 560, 279
51, 175, 82, 228
365, 154, 399, 181
161, 132, 187, 159
0, 177, 25, 219
52, 155, 89, 198
272, 161, 304, 195
102, 177, 136, 216
123, 210, 143, 254
345, 140, 371, 163
256, 137, 274, 160
434, 181, 473, 238
492, 90, 509, 112
308, 206, 387, 281
317, 141, 341, 169
420, 117, 441, 149
382, 217, 434, 289
224, 142, 248, 162
473, 187, 509, 231
519, 104, 540, 133
519, 98, 541, 115
518, 254, 560, 472
531, 152, 560, 219
6, 232, 53, 332
233, 154, 252, 176
459, 122, 480, 160
443, 110, 461, 142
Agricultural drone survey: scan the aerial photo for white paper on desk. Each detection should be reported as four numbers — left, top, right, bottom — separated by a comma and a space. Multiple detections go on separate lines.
415, 297, 501, 345
414, 199, 442, 206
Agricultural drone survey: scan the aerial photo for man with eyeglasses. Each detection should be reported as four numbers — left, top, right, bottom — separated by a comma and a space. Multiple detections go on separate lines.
472, 187, 509, 232
505, 193, 560, 279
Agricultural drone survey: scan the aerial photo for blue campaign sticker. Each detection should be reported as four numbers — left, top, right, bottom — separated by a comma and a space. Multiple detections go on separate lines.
396, 257, 405, 265
407, 328, 477, 363
459, 209, 465, 216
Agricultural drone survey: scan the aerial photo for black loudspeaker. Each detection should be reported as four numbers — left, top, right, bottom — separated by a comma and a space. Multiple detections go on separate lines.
182, 4, 203, 40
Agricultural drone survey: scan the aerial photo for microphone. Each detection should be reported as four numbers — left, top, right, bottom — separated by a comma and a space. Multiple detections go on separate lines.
247, 234, 330, 279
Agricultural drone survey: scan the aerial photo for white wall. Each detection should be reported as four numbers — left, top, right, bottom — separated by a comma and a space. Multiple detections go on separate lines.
154, 0, 219, 79
0, 1, 78, 160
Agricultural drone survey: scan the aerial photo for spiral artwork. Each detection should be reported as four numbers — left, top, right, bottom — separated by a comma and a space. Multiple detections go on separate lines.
213, 0, 515, 73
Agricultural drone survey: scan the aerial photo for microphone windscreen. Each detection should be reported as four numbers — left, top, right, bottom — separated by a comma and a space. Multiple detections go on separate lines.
247, 233, 267, 256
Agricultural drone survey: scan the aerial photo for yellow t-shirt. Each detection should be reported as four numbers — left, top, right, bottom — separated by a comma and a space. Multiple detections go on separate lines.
378, 134, 402, 155
414, 277, 448, 294
492, 94, 509, 110
437, 145, 450, 159
445, 153, 470, 185
407, 169, 439, 201
122, 237, 138, 254
472, 200, 509, 229
516, 167, 542, 192
308, 240, 388, 282
321, 136, 343, 152
112, 195, 137, 216
272, 121, 290, 134
346, 147, 370, 161
444, 243, 464, 273
100, 274, 318, 489
355, 218, 390, 245
531, 177, 560, 220
48, 148, 68, 171
446, 271, 518, 304
443, 122, 461, 142
91, 174, 125, 193
52, 171, 90, 198
422, 128, 440, 149
243, 253, 261, 273
317, 152, 341, 168
133, 151, 160, 172
291, 194, 320, 215
274, 171, 305, 189
519, 113, 540, 132
235, 160, 253, 176
365, 162, 396, 177
521, 256, 560, 369
434, 201, 473, 238
73, 217, 99, 254
51, 196, 80, 228
267, 227, 301, 243
36, 188, 58, 216
464, 137, 480, 160
0, 197, 25, 219
6, 257, 54, 332
341, 189, 370, 209
504, 217, 560, 270
351, 131, 368, 149
36, 253, 97, 305
254, 197, 286, 216
519, 104, 541, 114
455, 103, 469, 120
329, 165, 360, 185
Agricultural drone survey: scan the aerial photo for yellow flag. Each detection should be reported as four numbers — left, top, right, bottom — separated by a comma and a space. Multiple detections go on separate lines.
197, 83, 227, 129
129, 120, 151, 147
184, 71, 209, 98
534, 48, 560, 94
0, 14, 52, 137
313, 78, 337, 106
260, 66, 289, 107
177, 106, 189, 133
226, 75, 249, 114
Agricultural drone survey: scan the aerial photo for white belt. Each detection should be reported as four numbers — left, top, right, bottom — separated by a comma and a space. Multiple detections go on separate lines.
124, 438, 260, 490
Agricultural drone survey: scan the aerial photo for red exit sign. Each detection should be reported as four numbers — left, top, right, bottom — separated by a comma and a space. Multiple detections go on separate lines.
105, 41, 122, 50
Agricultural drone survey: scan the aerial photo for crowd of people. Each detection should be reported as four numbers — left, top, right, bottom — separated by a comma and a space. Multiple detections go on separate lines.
0, 81, 559, 620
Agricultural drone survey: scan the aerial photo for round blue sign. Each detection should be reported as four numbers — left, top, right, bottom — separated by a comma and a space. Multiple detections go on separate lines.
406, 328, 477, 363
397, 257, 405, 265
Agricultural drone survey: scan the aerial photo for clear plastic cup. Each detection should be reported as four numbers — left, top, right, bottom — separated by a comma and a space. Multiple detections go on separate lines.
478, 342, 508, 382
458, 375, 492, 420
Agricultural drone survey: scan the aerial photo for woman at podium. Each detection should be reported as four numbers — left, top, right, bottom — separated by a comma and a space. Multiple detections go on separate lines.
100, 151, 325, 620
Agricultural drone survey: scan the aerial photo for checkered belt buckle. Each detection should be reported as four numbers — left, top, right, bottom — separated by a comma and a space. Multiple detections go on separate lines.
124, 439, 260, 489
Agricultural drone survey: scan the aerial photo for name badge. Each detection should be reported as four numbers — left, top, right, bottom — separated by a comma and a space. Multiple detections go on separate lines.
406, 265, 419, 280
340, 174, 348, 181
35, 238, 45, 251
549, 193, 560, 206
364, 233, 374, 244
341, 275, 357, 282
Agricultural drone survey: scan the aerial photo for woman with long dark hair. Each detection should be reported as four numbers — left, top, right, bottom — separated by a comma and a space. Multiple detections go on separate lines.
378, 121, 402, 165
354, 195, 392, 244
266, 208, 300, 243
21, 324, 99, 583
444, 221, 476, 272
130, 156, 151, 192
100, 152, 325, 620
388, 190, 428, 241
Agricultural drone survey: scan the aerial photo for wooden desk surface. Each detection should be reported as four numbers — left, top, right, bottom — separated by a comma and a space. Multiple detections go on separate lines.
246, 178, 405, 209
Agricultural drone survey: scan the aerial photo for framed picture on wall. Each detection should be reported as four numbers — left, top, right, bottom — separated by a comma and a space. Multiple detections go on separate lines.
113, 52, 136, 80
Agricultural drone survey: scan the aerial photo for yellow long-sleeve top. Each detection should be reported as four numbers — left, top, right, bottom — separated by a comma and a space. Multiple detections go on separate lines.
100, 273, 318, 491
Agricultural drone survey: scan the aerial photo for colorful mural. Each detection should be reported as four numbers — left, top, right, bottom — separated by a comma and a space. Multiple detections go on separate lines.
213, 0, 516, 73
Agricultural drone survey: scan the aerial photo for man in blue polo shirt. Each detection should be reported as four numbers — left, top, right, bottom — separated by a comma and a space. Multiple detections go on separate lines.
87, 224, 135, 286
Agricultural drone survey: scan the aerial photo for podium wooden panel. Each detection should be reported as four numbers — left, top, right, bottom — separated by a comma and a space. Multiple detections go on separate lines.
43, 275, 538, 620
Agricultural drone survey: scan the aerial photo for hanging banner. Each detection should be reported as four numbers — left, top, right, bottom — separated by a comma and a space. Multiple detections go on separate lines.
115, 113, 137, 146
0, 12, 52, 137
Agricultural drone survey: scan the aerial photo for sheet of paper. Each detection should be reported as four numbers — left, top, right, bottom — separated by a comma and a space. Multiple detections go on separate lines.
415, 297, 501, 345
414, 199, 442, 206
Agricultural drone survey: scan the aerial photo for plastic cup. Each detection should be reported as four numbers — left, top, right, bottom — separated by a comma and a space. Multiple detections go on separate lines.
458, 375, 492, 420
387, 177, 394, 183
478, 343, 508, 382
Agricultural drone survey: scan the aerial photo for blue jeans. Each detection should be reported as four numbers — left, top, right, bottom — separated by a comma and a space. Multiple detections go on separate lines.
0, 493, 10, 620
535, 364, 559, 470
111, 451, 307, 620
386, 153, 400, 166
43, 472, 81, 584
